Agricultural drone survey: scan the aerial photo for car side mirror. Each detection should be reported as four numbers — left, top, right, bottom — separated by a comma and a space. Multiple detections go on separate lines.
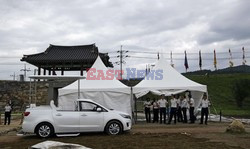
96, 107, 102, 112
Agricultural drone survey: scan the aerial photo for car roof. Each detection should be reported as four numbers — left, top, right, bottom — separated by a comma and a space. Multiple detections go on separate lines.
76, 99, 94, 102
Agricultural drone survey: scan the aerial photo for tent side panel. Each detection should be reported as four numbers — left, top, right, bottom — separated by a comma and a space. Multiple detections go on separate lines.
58, 91, 132, 116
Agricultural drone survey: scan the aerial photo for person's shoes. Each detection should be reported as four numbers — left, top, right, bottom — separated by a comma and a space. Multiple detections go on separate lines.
199, 123, 203, 124
205, 123, 208, 125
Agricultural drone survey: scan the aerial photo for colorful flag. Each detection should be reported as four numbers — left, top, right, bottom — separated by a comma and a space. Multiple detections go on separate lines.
214, 49, 217, 70
242, 47, 247, 65
229, 49, 233, 67
199, 50, 202, 70
170, 51, 174, 67
184, 51, 189, 71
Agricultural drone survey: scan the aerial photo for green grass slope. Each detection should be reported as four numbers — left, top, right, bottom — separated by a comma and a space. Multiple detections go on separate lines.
186, 74, 250, 117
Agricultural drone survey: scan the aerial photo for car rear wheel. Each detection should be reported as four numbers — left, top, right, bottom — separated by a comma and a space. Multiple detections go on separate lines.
35, 123, 54, 138
105, 121, 122, 135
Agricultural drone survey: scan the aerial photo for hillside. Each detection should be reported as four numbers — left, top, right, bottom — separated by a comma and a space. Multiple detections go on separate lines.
183, 65, 250, 75
186, 74, 250, 117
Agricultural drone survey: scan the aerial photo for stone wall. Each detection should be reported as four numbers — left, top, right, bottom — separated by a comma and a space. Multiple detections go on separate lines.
0, 81, 48, 112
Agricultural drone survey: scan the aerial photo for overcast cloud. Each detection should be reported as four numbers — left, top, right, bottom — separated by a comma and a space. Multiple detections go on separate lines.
0, 0, 250, 80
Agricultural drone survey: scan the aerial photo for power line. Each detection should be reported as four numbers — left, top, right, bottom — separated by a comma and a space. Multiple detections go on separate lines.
125, 56, 250, 60
128, 50, 250, 55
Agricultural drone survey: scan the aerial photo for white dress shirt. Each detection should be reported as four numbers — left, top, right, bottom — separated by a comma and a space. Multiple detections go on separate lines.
181, 98, 188, 108
170, 98, 177, 108
158, 99, 167, 108
201, 99, 210, 108
5, 105, 12, 112
144, 101, 151, 108
189, 98, 194, 107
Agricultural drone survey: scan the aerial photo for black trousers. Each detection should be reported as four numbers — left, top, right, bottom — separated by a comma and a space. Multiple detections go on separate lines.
177, 107, 183, 122
159, 107, 166, 124
153, 108, 159, 123
4, 112, 11, 125
200, 107, 209, 124
145, 107, 151, 123
182, 107, 187, 123
168, 107, 177, 124
189, 107, 195, 123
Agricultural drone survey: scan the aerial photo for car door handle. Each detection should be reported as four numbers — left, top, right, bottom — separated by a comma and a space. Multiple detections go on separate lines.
81, 114, 87, 116
56, 113, 62, 116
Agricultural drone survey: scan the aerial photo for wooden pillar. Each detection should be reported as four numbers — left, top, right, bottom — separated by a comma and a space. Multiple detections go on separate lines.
49, 69, 51, 75
80, 65, 84, 76
53, 65, 56, 75
43, 69, 46, 75
61, 68, 64, 75
38, 67, 41, 75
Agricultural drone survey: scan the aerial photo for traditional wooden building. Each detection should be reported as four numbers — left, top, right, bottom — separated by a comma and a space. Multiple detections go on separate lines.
21, 44, 113, 76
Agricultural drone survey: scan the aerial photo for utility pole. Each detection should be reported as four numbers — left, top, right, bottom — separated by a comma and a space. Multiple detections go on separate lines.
20, 64, 31, 81
115, 45, 129, 80
10, 72, 16, 81
120, 45, 123, 80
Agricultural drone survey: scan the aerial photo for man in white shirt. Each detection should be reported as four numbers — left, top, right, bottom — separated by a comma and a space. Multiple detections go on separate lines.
188, 94, 195, 123
4, 103, 12, 125
181, 95, 188, 123
158, 94, 167, 124
144, 98, 151, 123
200, 94, 210, 125
168, 94, 177, 124
152, 99, 159, 123
176, 95, 183, 122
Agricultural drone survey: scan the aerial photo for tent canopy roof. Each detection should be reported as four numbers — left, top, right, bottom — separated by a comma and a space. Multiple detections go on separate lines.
59, 56, 130, 96
133, 56, 207, 97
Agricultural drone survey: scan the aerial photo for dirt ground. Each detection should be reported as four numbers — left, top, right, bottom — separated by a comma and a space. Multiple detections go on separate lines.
0, 122, 250, 149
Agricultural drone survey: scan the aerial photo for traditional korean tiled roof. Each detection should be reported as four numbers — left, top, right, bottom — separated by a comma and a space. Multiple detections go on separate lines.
21, 44, 113, 68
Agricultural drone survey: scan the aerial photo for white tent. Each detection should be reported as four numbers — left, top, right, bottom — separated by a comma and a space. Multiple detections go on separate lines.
58, 56, 132, 115
133, 56, 207, 109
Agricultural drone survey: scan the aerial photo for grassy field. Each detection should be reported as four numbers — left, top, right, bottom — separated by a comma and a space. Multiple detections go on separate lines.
187, 74, 250, 117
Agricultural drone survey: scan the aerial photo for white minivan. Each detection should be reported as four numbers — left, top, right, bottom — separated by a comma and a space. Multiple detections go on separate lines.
22, 99, 132, 138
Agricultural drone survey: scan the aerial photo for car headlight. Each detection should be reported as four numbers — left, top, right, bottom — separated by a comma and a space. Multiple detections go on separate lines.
120, 114, 131, 119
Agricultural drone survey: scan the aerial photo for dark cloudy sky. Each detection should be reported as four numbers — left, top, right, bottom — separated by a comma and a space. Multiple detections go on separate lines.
0, 0, 249, 80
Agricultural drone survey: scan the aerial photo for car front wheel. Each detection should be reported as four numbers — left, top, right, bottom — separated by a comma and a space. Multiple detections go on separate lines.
35, 122, 54, 138
105, 121, 122, 135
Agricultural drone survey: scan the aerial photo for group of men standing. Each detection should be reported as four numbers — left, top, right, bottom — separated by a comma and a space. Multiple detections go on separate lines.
144, 93, 210, 125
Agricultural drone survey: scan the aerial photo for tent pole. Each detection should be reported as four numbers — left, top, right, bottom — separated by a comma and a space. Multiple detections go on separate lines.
130, 87, 135, 124
78, 79, 80, 99
34, 78, 37, 104
29, 78, 32, 105
135, 97, 137, 124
